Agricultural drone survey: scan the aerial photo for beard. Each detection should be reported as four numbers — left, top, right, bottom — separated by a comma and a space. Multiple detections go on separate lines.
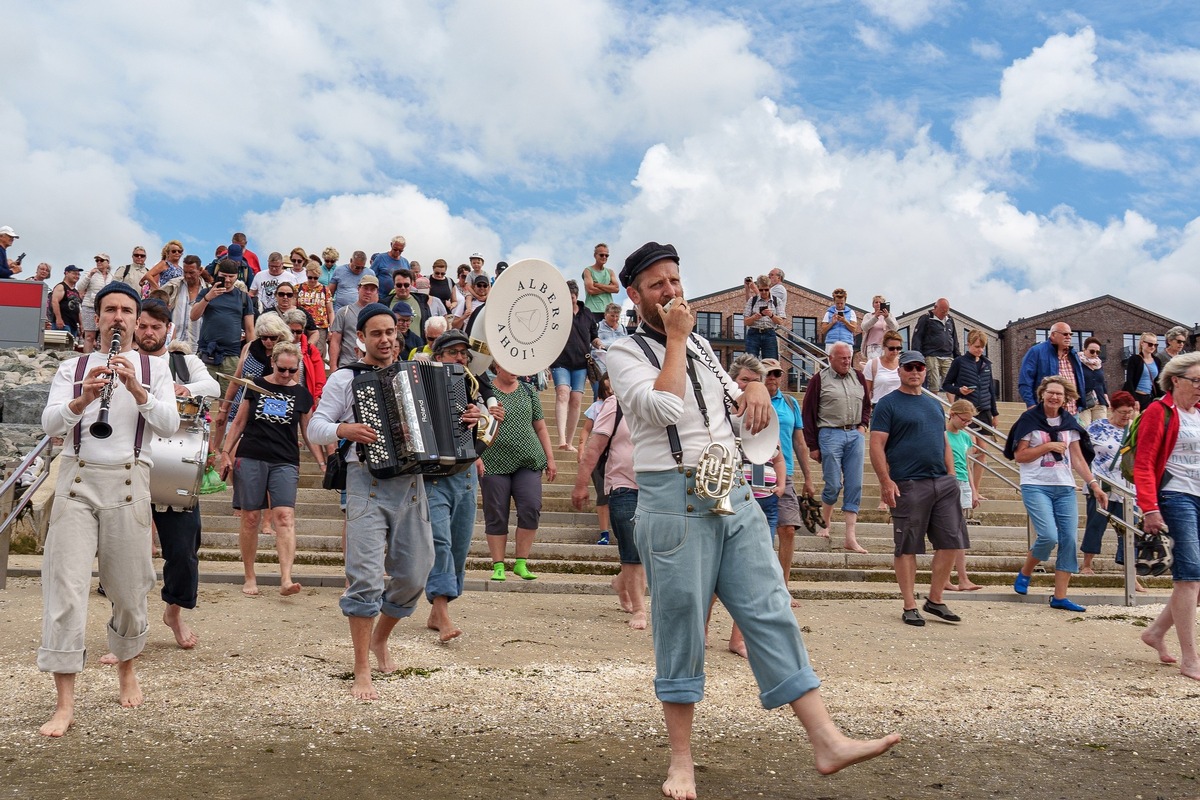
136, 332, 167, 353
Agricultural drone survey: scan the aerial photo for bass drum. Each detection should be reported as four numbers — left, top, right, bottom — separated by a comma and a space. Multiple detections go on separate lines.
150, 425, 210, 509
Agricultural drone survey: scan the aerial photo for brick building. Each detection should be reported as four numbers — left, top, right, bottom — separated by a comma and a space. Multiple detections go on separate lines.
998, 295, 1187, 403
688, 280, 866, 390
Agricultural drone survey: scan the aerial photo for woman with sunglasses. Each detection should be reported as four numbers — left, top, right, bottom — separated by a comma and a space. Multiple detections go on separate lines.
281, 308, 326, 405
427, 258, 458, 312
1124, 332, 1166, 410
864, 331, 904, 510
219, 341, 323, 597
143, 240, 185, 293
297, 265, 334, 359
1077, 336, 1111, 426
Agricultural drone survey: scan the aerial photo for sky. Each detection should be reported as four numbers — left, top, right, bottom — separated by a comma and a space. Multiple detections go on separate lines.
4, 0, 1200, 329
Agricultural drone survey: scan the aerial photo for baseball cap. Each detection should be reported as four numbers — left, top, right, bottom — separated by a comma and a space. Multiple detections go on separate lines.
414, 277, 430, 292
0, 225, 18, 238
898, 350, 926, 366
761, 358, 783, 373
472, 273, 491, 286
94, 252, 110, 262
470, 252, 484, 261
358, 273, 380, 287
64, 264, 82, 273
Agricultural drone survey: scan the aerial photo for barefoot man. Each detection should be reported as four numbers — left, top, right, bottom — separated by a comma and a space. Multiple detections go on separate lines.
37, 282, 180, 735
307, 303, 435, 700
104, 300, 218, 654
606, 242, 899, 798
423, 330, 503, 642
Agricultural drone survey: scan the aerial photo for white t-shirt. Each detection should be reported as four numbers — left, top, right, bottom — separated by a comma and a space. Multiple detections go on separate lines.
1165, 407, 1200, 495
1018, 416, 1080, 487
862, 358, 901, 404
250, 271, 299, 310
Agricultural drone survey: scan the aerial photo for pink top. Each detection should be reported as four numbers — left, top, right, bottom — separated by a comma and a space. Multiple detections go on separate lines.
593, 396, 636, 493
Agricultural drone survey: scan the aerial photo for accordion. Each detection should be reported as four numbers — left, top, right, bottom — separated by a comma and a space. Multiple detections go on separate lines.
351, 360, 477, 478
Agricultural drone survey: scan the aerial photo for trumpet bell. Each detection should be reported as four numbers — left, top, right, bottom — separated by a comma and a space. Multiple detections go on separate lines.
710, 493, 735, 516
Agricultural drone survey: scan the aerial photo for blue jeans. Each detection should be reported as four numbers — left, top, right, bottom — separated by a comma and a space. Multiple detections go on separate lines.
340, 464, 434, 619
634, 469, 820, 708
1021, 483, 1079, 573
551, 366, 587, 393
424, 469, 478, 602
608, 487, 641, 565
1158, 491, 1200, 582
1081, 493, 1125, 563
816, 427, 864, 513
757, 493, 779, 539
745, 328, 778, 360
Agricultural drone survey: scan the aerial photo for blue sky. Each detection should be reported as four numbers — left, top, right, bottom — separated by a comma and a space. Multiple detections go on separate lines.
5, 0, 1200, 327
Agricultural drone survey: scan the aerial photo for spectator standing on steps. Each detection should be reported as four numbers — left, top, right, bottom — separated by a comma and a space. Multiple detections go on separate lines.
911, 298, 960, 395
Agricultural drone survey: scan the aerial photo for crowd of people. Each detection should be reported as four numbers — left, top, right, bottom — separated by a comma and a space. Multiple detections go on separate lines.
10, 223, 1200, 798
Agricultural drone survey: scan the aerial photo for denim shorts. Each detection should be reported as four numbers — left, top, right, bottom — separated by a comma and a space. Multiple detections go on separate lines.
551, 366, 588, 393
1159, 491, 1200, 582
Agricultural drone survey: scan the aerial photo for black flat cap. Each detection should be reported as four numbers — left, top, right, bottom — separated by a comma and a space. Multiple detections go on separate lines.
619, 241, 679, 289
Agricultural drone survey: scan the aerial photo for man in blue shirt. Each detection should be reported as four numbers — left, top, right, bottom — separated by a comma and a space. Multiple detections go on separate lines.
762, 359, 814, 593
369, 235, 409, 296
0, 225, 22, 279
869, 351, 967, 627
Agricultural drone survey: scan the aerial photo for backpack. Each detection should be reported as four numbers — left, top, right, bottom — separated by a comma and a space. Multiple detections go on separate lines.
1112, 402, 1173, 484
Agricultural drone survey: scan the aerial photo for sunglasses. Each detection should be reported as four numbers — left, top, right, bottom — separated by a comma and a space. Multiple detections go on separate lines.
767, 370, 783, 377
260, 335, 280, 342
95, 258, 109, 263
396, 282, 411, 288
886, 346, 903, 352
443, 347, 470, 357
324, 259, 336, 264
597, 253, 609, 258
169, 248, 183, 254
901, 363, 926, 372
289, 329, 305, 336
1144, 342, 1158, 349
291, 258, 304, 264
275, 366, 299, 374
275, 292, 295, 298
133, 253, 146, 258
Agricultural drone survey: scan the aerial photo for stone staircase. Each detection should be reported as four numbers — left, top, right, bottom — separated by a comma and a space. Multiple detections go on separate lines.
194, 394, 1164, 596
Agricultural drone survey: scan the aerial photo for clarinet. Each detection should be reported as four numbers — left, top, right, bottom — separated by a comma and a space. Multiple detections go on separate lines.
89, 329, 123, 439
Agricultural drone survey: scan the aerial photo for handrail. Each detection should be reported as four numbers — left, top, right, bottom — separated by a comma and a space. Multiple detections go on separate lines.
0, 436, 54, 536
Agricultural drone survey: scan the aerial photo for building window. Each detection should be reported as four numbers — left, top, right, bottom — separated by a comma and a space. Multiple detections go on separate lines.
789, 353, 818, 391
791, 316, 817, 341
1124, 333, 1166, 360
695, 311, 722, 340
898, 327, 910, 350
1037, 328, 1092, 351
731, 313, 745, 340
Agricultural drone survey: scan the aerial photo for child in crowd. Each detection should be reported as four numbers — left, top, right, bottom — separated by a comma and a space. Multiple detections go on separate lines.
946, 399, 983, 591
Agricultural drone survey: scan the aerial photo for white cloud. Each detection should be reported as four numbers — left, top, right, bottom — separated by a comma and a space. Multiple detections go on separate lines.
969, 39, 1003, 61
242, 186, 503, 271
912, 42, 946, 63
956, 28, 1136, 167
608, 98, 1194, 325
860, 0, 954, 32
854, 22, 891, 53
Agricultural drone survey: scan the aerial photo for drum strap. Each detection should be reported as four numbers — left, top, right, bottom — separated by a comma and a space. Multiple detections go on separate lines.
72, 353, 150, 457
169, 351, 191, 384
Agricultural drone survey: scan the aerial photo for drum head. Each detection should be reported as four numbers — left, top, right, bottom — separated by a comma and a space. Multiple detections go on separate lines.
483, 258, 573, 376
465, 305, 494, 376
741, 407, 780, 465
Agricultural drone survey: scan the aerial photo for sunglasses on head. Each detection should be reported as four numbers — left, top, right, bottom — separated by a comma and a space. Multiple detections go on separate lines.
275, 366, 299, 374
901, 363, 926, 372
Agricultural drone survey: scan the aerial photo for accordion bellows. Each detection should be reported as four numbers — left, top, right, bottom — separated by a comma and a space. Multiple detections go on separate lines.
352, 361, 477, 478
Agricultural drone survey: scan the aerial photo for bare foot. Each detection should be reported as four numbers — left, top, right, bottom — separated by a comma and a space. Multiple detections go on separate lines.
241, 580, 260, 597
117, 661, 143, 708
662, 755, 697, 800
629, 610, 648, 630
790, 597, 801, 608
1136, 582, 1149, 594
843, 542, 869, 555
351, 670, 378, 701
959, 582, 983, 591
727, 638, 748, 658
810, 724, 901, 775
39, 707, 73, 738
1079, 567, 1096, 576
816, 528, 830, 539
611, 576, 633, 613
875, 503, 888, 512
99, 652, 118, 665
370, 635, 398, 674
1182, 662, 1200, 681
1141, 629, 1178, 664
163, 607, 198, 649
557, 443, 577, 452
426, 611, 463, 643
261, 527, 277, 537
280, 581, 302, 597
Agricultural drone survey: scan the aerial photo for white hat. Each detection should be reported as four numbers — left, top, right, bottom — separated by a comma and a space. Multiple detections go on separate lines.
470, 252, 484, 261
0, 225, 18, 238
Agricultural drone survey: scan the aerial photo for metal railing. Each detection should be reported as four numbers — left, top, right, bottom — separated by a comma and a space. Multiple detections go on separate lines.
771, 326, 1142, 606
0, 436, 54, 590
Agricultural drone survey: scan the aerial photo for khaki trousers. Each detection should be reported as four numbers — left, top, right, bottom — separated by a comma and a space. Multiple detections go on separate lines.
38, 456, 155, 674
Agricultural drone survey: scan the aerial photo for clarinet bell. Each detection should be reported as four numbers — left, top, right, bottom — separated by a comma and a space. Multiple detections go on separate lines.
89, 416, 113, 439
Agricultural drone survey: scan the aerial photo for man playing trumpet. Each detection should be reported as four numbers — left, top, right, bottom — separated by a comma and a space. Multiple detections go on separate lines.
606, 242, 898, 799
37, 282, 179, 736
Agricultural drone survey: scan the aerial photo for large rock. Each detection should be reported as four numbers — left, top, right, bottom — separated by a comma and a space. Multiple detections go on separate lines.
0, 348, 67, 422
0, 423, 47, 466
2, 383, 52, 426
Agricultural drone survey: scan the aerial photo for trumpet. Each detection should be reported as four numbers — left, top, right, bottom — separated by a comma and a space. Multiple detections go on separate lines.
89, 329, 123, 439
694, 441, 740, 516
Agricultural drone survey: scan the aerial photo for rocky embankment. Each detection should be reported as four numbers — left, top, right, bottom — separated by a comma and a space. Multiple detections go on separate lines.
0, 348, 66, 465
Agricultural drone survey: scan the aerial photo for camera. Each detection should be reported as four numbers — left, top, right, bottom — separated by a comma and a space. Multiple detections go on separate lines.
744, 277, 753, 283
879, 301, 889, 313
14, 252, 25, 265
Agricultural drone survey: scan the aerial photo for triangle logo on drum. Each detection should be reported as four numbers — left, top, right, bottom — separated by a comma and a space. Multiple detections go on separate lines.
515, 309, 541, 331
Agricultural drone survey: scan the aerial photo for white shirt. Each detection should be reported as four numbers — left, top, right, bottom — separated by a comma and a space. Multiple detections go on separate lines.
1166, 407, 1200, 495
607, 330, 743, 472
43, 351, 180, 466
308, 366, 361, 462
1017, 416, 1080, 487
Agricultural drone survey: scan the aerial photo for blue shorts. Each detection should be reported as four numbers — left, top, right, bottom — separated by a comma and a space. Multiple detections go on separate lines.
551, 366, 588, 393
1159, 491, 1200, 583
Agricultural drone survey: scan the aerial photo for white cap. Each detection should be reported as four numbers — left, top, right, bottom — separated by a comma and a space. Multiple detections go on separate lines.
470, 252, 484, 261
0, 225, 18, 238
